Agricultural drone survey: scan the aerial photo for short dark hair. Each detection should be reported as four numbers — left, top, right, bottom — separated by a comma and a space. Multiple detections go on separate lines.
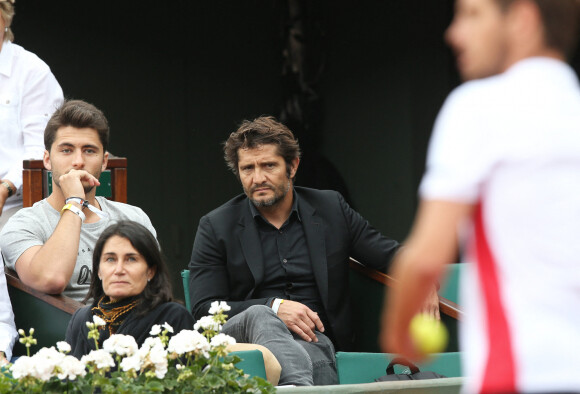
84, 221, 173, 317
44, 99, 109, 152
223, 116, 301, 179
495, 0, 580, 58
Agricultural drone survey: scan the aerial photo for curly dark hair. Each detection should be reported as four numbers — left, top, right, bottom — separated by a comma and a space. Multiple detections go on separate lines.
84, 221, 173, 317
223, 116, 301, 180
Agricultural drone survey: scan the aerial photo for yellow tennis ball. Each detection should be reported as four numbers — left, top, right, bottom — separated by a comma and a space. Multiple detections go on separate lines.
409, 314, 449, 354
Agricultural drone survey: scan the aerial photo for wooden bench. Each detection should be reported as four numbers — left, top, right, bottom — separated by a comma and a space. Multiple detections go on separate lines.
346, 259, 462, 353
5, 267, 84, 356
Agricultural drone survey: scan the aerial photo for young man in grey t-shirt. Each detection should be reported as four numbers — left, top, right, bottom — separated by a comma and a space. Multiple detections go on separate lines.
0, 100, 156, 302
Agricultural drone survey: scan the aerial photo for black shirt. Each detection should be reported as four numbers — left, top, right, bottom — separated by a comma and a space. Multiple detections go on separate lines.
249, 192, 330, 330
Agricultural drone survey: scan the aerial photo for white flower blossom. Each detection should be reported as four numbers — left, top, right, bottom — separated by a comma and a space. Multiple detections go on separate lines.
147, 345, 168, 379
194, 315, 221, 332
125, 337, 169, 379
32, 359, 53, 381
10, 347, 66, 381
142, 336, 163, 350
208, 301, 231, 315
81, 349, 116, 370
57, 355, 86, 380
167, 329, 210, 358
36, 346, 65, 361
93, 315, 106, 327
57, 341, 71, 354
162, 322, 174, 333
10, 356, 34, 379
120, 354, 143, 373
36, 347, 66, 380
149, 324, 162, 336
210, 333, 236, 348
103, 334, 138, 356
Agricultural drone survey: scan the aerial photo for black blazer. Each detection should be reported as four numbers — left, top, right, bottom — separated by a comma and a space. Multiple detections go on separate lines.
188, 187, 399, 351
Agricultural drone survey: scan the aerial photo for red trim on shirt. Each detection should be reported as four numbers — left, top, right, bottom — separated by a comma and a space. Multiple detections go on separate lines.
474, 203, 516, 393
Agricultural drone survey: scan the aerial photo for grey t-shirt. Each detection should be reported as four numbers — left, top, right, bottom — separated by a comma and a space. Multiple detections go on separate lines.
0, 197, 156, 301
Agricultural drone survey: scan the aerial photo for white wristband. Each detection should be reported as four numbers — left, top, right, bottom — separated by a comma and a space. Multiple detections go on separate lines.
61, 203, 86, 222
272, 298, 284, 315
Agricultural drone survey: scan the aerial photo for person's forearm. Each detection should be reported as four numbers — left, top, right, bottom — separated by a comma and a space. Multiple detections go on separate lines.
16, 210, 83, 294
0, 180, 16, 214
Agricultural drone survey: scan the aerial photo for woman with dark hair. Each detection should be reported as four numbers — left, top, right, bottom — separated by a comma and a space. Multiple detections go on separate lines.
65, 221, 193, 358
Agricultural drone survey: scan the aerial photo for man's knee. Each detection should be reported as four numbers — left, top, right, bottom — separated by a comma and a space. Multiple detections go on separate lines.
224, 305, 287, 340
245, 304, 277, 318
239, 305, 283, 327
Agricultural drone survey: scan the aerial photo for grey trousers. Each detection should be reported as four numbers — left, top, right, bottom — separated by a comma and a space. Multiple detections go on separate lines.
222, 305, 338, 386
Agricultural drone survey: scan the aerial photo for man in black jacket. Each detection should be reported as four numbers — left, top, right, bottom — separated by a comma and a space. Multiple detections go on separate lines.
189, 116, 439, 386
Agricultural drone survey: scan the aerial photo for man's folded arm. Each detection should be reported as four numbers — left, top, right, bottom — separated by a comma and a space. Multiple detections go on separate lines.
12, 210, 83, 294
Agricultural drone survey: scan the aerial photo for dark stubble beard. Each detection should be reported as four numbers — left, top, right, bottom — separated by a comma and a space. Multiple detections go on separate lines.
249, 179, 291, 208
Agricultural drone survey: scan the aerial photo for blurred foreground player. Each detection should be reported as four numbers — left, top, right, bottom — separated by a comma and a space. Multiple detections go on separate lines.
381, 0, 580, 393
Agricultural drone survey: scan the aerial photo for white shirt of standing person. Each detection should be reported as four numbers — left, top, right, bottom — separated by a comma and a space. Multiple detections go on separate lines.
0, 40, 63, 213
0, 256, 18, 362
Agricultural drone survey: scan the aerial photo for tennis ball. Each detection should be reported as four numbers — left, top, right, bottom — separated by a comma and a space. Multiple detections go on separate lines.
409, 313, 449, 354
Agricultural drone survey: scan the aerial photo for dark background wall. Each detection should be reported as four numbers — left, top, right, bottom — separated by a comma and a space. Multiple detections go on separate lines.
14, 1, 576, 302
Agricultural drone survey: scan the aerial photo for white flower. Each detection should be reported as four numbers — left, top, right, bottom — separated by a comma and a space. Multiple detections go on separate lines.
149, 324, 161, 337
150, 324, 161, 336
147, 345, 168, 379
36, 346, 65, 361
20, 347, 64, 381
127, 337, 169, 379
57, 355, 86, 380
167, 329, 210, 358
93, 315, 106, 327
194, 315, 221, 332
210, 333, 236, 348
81, 349, 116, 370
10, 345, 83, 382
208, 301, 231, 315
120, 354, 143, 373
57, 341, 71, 354
10, 356, 34, 379
162, 322, 174, 333
103, 334, 138, 356
142, 336, 163, 350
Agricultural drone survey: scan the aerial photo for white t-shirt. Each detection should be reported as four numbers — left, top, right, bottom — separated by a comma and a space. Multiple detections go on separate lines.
420, 57, 580, 393
0, 41, 63, 212
0, 197, 157, 302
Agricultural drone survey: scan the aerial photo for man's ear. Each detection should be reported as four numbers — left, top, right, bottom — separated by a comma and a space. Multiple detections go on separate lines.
102, 151, 109, 172
507, 0, 544, 46
43, 150, 51, 171
289, 157, 300, 179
